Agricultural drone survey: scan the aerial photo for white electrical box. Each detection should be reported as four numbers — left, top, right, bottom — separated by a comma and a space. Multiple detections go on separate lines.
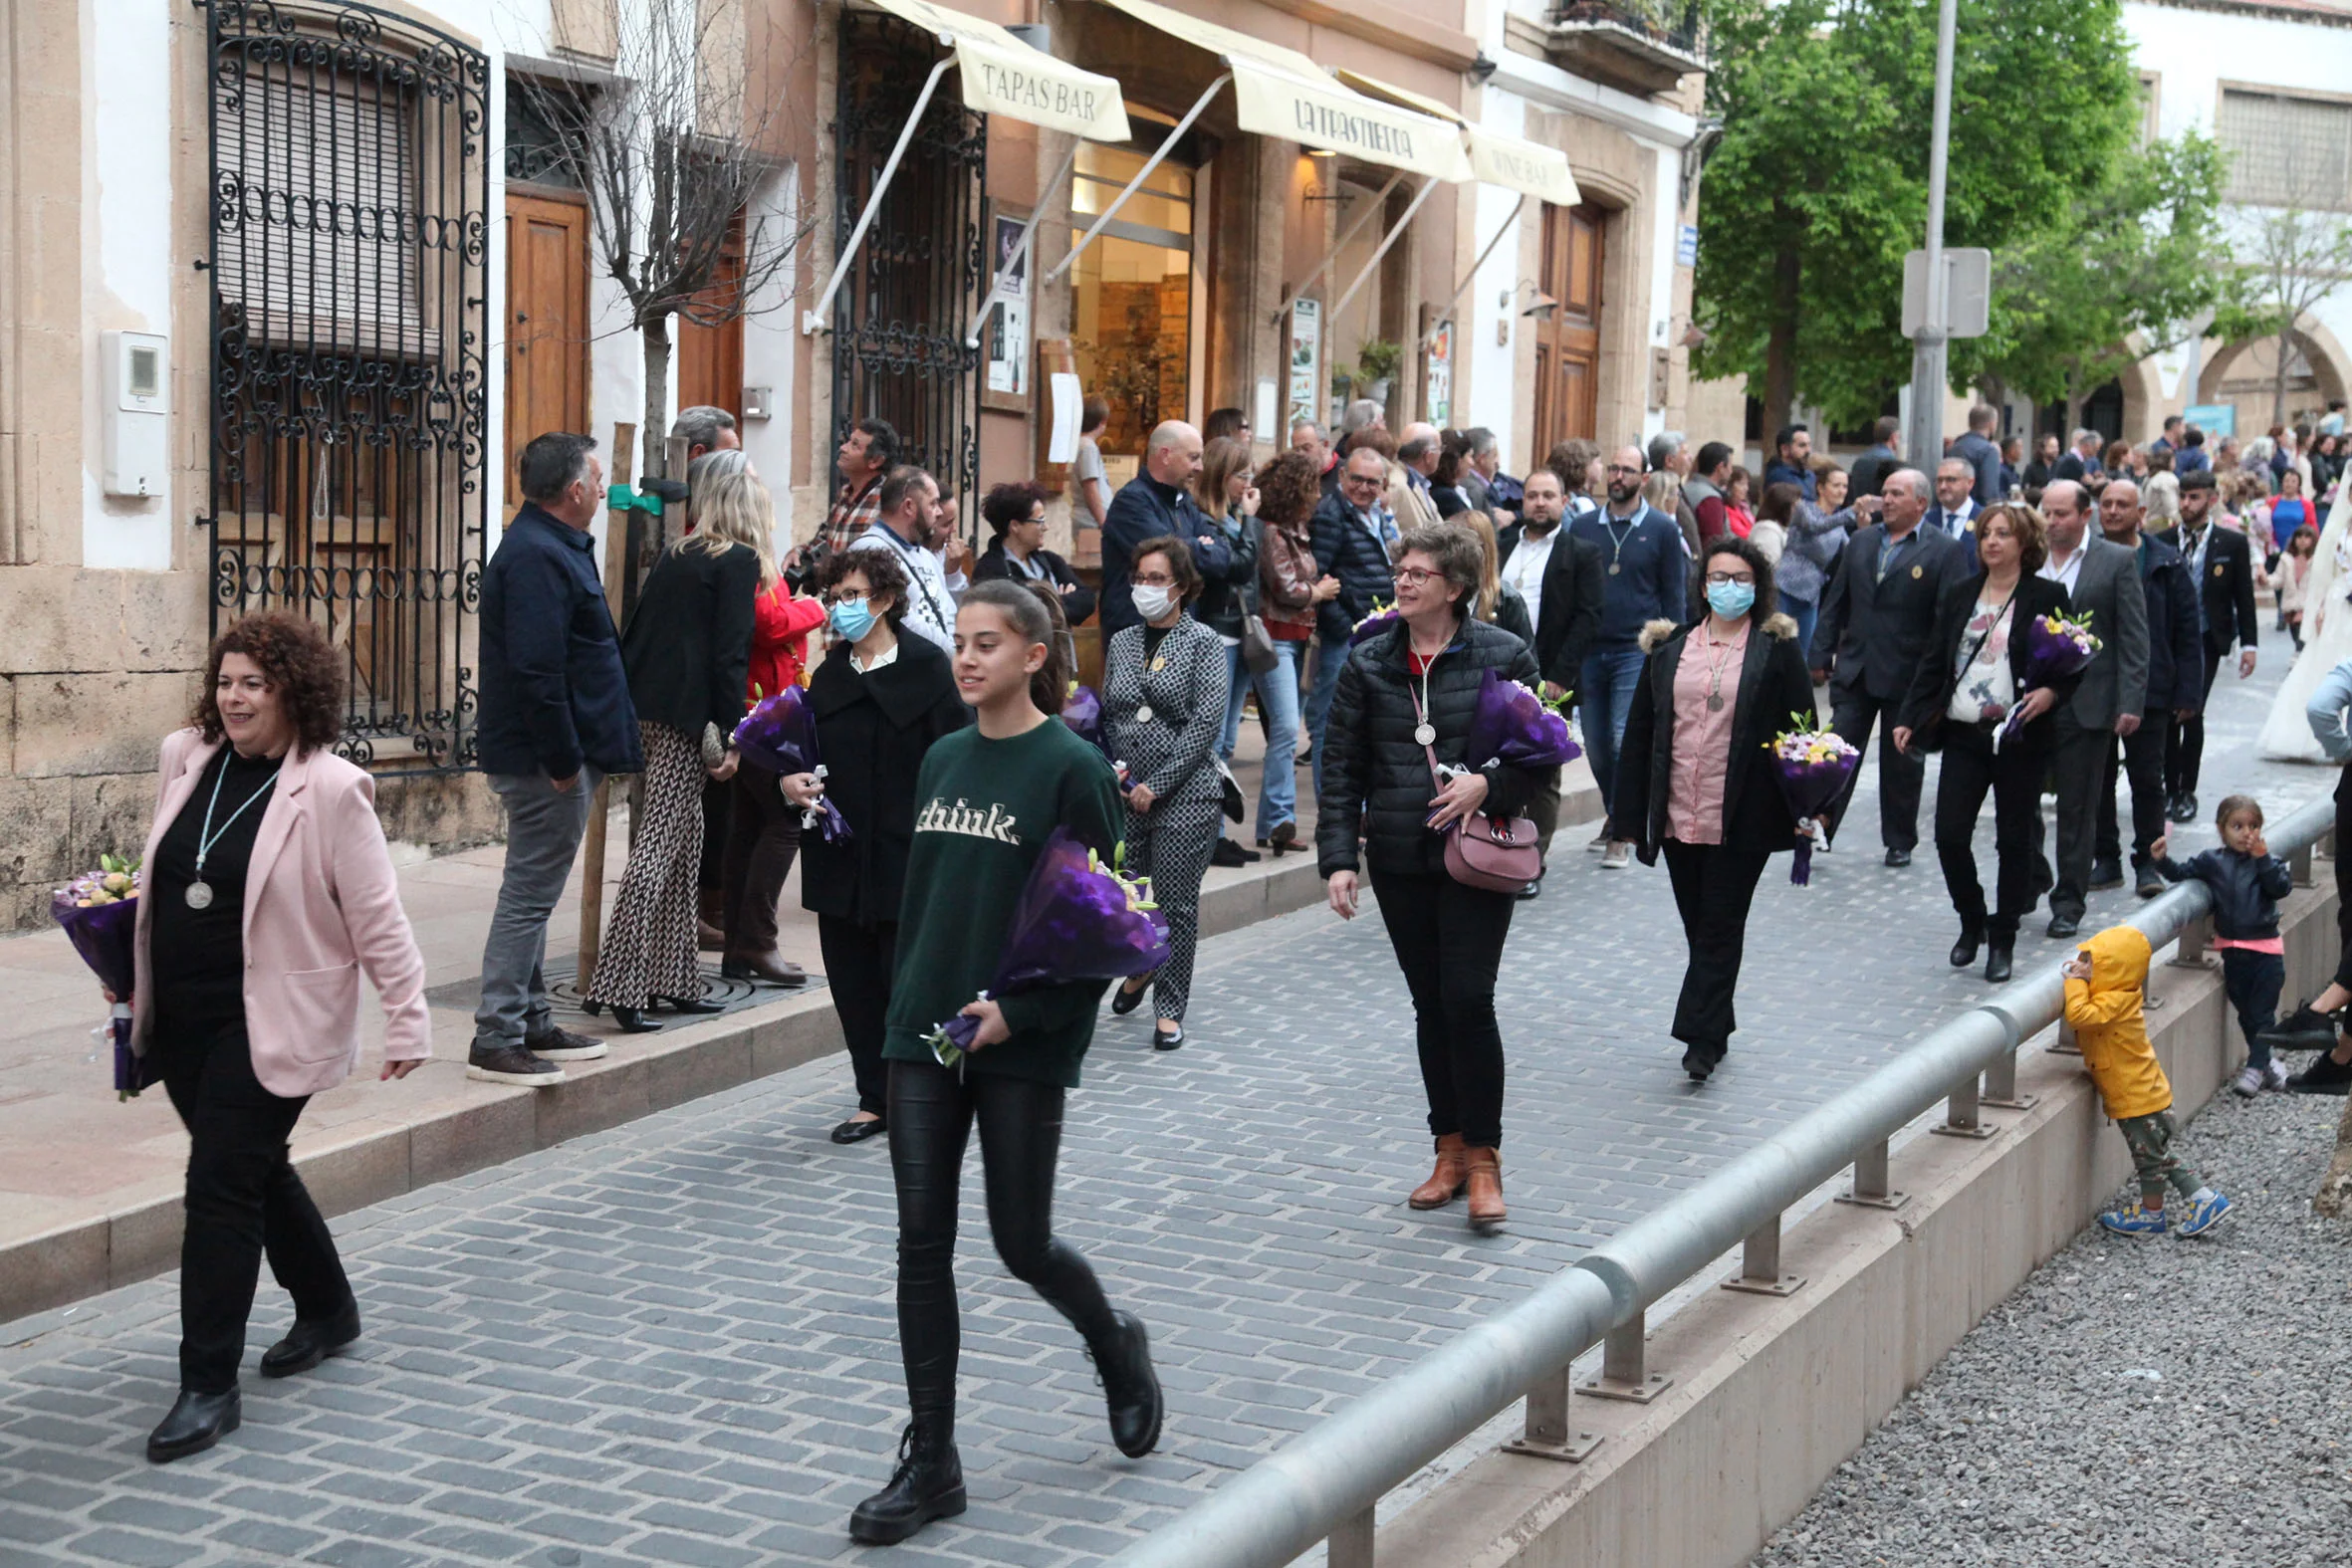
103, 331, 169, 498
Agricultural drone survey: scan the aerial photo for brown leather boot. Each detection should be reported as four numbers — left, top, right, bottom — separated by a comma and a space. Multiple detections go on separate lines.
697, 888, 726, 952
1464, 1147, 1506, 1231
1408, 1134, 1469, 1210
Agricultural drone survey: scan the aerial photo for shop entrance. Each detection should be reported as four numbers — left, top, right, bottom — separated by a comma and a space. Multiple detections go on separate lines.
1069, 126, 1198, 479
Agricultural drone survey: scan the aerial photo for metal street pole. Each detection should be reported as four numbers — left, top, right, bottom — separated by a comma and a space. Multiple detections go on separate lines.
1905, 0, 1960, 474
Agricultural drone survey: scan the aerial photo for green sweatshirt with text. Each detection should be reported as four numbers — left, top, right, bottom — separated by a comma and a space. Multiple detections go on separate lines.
882, 715, 1126, 1088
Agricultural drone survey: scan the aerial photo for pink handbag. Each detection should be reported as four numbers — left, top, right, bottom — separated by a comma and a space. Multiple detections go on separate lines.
1414, 688, 1541, 893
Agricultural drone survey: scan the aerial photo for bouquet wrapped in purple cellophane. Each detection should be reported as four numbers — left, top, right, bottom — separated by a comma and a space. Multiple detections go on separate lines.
1349, 598, 1400, 645
1060, 684, 1134, 794
52, 855, 148, 1099
733, 686, 851, 841
1995, 610, 2101, 748
1464, 669, 1582, 770
926, 829, 1170, 1070
1764, 718, 1860, 887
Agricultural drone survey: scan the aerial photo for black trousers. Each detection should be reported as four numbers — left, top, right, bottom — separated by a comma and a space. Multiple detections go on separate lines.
2046, 720, 2118, 921
818, 915, 897, 1116
156, 1014, 352, 1395
2097, 712, 2173, 871
2165, 650, 2224, 798
1933, 726, 2046, 937
1370, 867, 1515, 1148
1829, 686, 1925, 851
1661, 840, 1770, 1054
721, 763, 802, 957
886, 1058, 1121, 1431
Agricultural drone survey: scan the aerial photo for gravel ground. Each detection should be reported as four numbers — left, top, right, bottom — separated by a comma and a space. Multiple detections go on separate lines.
1754, 1090, 2352, 1568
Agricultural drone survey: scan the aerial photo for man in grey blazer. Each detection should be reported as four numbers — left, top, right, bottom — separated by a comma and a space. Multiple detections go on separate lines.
1810, 468, 1969, 865
2034, 479, 2151, 937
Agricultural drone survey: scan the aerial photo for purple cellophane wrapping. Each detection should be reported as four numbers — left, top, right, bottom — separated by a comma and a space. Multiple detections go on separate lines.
1464, 668, 1583, 770
1768, 739, 1860, 886
733, 687, 850, 841
52, 883, 145, 1096
1995, 614, 2100, 747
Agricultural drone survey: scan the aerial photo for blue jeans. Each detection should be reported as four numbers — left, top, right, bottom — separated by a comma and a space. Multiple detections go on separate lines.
1784, 594, 1818, 669
1305, 634, 1350, 801
1219, 642, 1249, 760
1579, 645, 1647, 829
1253, 640, 1304, 834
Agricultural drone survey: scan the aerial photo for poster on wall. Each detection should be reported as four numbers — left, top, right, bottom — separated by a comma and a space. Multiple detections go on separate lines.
1288, 298, 1321, 434
1425, 322, 1453, 428
985, 212, 1032, 400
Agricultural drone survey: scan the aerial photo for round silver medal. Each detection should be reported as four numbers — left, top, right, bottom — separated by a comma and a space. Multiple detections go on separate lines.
184, 880, 215, 911
1413, 722, 1437, 747
1134, 705, 1154, 724
1706, 695, 1725, 713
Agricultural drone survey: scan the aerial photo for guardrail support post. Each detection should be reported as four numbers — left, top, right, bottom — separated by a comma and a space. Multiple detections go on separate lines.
1835, 1136, 1908, 1210
2169, 911, 2217, 970
1580, 1310, 1672, 1403
1931, 1071, 1997, 1139
1329, 1506, 1375, 1568
1981, 1045, 2037, 1110
2294, 840, 2316, 889
1722, 1211, 1805, 1296
1504, 1364, 1602, 1462
2050, 1014, 2081, 1055
2321, 825, 2336, 861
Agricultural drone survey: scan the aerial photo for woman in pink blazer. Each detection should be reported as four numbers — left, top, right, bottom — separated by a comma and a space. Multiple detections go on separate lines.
123, 611, 430, 1463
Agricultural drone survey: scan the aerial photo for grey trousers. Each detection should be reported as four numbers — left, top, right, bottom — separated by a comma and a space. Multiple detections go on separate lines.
474, 767, 601, 1048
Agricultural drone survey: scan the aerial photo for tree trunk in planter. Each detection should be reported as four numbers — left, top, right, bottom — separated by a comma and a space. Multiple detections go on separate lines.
2315, 1093, 2352, 1218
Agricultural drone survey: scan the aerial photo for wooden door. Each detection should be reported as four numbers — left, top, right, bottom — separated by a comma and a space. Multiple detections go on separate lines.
677, 210, 746, 424
505, 192, 590, 508
1530, 203, 1604, 457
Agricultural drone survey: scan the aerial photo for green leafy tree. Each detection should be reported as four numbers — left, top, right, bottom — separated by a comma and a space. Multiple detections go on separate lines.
1952, 133, 2236, 431
1692, 0, 2141, 435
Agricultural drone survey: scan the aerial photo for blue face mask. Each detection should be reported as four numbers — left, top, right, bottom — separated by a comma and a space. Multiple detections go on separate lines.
1706, 579, 1757, 619
828, 596, 876, 642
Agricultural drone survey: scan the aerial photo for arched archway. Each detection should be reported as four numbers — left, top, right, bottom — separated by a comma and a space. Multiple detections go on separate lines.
2197, 316, 2352, 431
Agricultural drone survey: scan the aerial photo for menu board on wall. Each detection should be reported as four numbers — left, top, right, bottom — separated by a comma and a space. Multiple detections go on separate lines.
1426, 320, 1453, 428
1288, 297, 1321, 434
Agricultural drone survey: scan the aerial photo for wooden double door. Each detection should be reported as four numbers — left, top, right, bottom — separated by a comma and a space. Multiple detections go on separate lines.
1530, 203, 1606, 455
505, 191, 590, 508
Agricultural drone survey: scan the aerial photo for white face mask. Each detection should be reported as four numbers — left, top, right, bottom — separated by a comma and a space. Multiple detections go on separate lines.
1131, 583, 1176, 622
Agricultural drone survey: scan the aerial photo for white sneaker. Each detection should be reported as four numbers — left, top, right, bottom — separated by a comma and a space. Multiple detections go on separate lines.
2264, 1058, 2291, 1091
1600, 840, 1631, 870
2231, 1063, 2263, 1098
1586, 830, 1611, 853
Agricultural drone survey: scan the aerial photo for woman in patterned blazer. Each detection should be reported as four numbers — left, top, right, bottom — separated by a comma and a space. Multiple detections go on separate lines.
1103, 536, 1229, 1050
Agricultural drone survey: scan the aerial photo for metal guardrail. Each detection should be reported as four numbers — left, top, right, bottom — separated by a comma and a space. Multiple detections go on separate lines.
1107, 793, 2337, 1568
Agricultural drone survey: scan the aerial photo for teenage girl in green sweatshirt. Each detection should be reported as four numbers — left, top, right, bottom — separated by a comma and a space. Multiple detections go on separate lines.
848, 579, 1164, 1547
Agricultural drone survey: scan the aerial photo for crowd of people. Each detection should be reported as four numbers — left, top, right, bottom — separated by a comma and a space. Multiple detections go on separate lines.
102, 386, 2352, 1549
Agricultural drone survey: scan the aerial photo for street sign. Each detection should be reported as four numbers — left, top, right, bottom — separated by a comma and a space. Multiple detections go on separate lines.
1901, 247, 1991, 339
2185, 402, 2236, 438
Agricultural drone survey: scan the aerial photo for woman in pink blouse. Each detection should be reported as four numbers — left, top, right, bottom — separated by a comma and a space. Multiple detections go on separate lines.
1612, 537, 1818, 1082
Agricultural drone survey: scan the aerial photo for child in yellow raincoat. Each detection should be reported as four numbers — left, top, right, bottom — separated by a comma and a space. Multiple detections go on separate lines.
2062, 925, 2234, 1237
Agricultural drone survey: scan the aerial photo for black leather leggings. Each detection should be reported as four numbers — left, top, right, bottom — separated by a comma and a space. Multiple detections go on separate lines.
886, 1057, 1119, 1429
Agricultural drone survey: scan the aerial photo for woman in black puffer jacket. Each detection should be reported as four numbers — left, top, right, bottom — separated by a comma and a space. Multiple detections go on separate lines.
1318, 524, 1544, 1233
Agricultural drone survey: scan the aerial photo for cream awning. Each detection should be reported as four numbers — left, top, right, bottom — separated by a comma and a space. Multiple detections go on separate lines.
865, 0, 1130, 141
1334, 68, 1580, 205
1094, 0, 1468, 181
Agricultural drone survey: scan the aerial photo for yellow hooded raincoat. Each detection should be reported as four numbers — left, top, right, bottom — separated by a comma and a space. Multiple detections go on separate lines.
2061, 926, 2174, 1121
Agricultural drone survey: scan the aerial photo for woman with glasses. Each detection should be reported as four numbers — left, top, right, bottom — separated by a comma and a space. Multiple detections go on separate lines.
1613, 536, 1818, 1082
1892, 503, 2070, 985
786, 548, 968, 1142
1103, 537, 1227, 1050
975, 480, 1095, 630
1319, 527, 1544, 1231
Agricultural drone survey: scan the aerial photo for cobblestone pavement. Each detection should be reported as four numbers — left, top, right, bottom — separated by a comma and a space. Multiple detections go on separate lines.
0, 631, 2335, 1568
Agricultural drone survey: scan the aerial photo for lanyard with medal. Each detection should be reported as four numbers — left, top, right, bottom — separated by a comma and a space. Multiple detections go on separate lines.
184, 753, 280, 909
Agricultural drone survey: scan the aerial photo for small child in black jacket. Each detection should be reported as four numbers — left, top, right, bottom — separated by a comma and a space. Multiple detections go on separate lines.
2152, 793, 2295, 1097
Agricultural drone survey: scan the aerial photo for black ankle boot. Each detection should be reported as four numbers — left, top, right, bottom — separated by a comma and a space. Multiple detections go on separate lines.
1985, 940, 2014, 985
848, 1421, 965, 1545
259, 1302, 360, 1378
1088, 1311, 1164, 1457
1950, 923, 1984, 969
146, 1387, 241, 1462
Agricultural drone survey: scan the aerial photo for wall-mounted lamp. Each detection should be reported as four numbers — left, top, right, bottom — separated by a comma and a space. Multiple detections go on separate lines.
1303, 148, 1349, 203
1501, 284, 1558, 321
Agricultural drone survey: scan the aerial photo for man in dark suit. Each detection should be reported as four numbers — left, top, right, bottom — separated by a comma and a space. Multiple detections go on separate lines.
2092, 479, 2203, 898
2050, 428, 2106, 492
1849, 416, 1903, 500
1305, 445, 1406, 795
2033, 479, 2151, 937
2158, 467, 2261, 822
1925, 456, 1984, 540
1810, 468, 1968, 865
1948, 404, 2004, 505
1498, 467, 1605, 889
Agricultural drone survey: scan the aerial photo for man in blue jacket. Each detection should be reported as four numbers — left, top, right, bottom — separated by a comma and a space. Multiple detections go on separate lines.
1305, 444, 1404, 795
471, 432, 643, 1088
2092, 478, 2203, 899
1101, 420, 1223, 635
1572, 444, 1689, 868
